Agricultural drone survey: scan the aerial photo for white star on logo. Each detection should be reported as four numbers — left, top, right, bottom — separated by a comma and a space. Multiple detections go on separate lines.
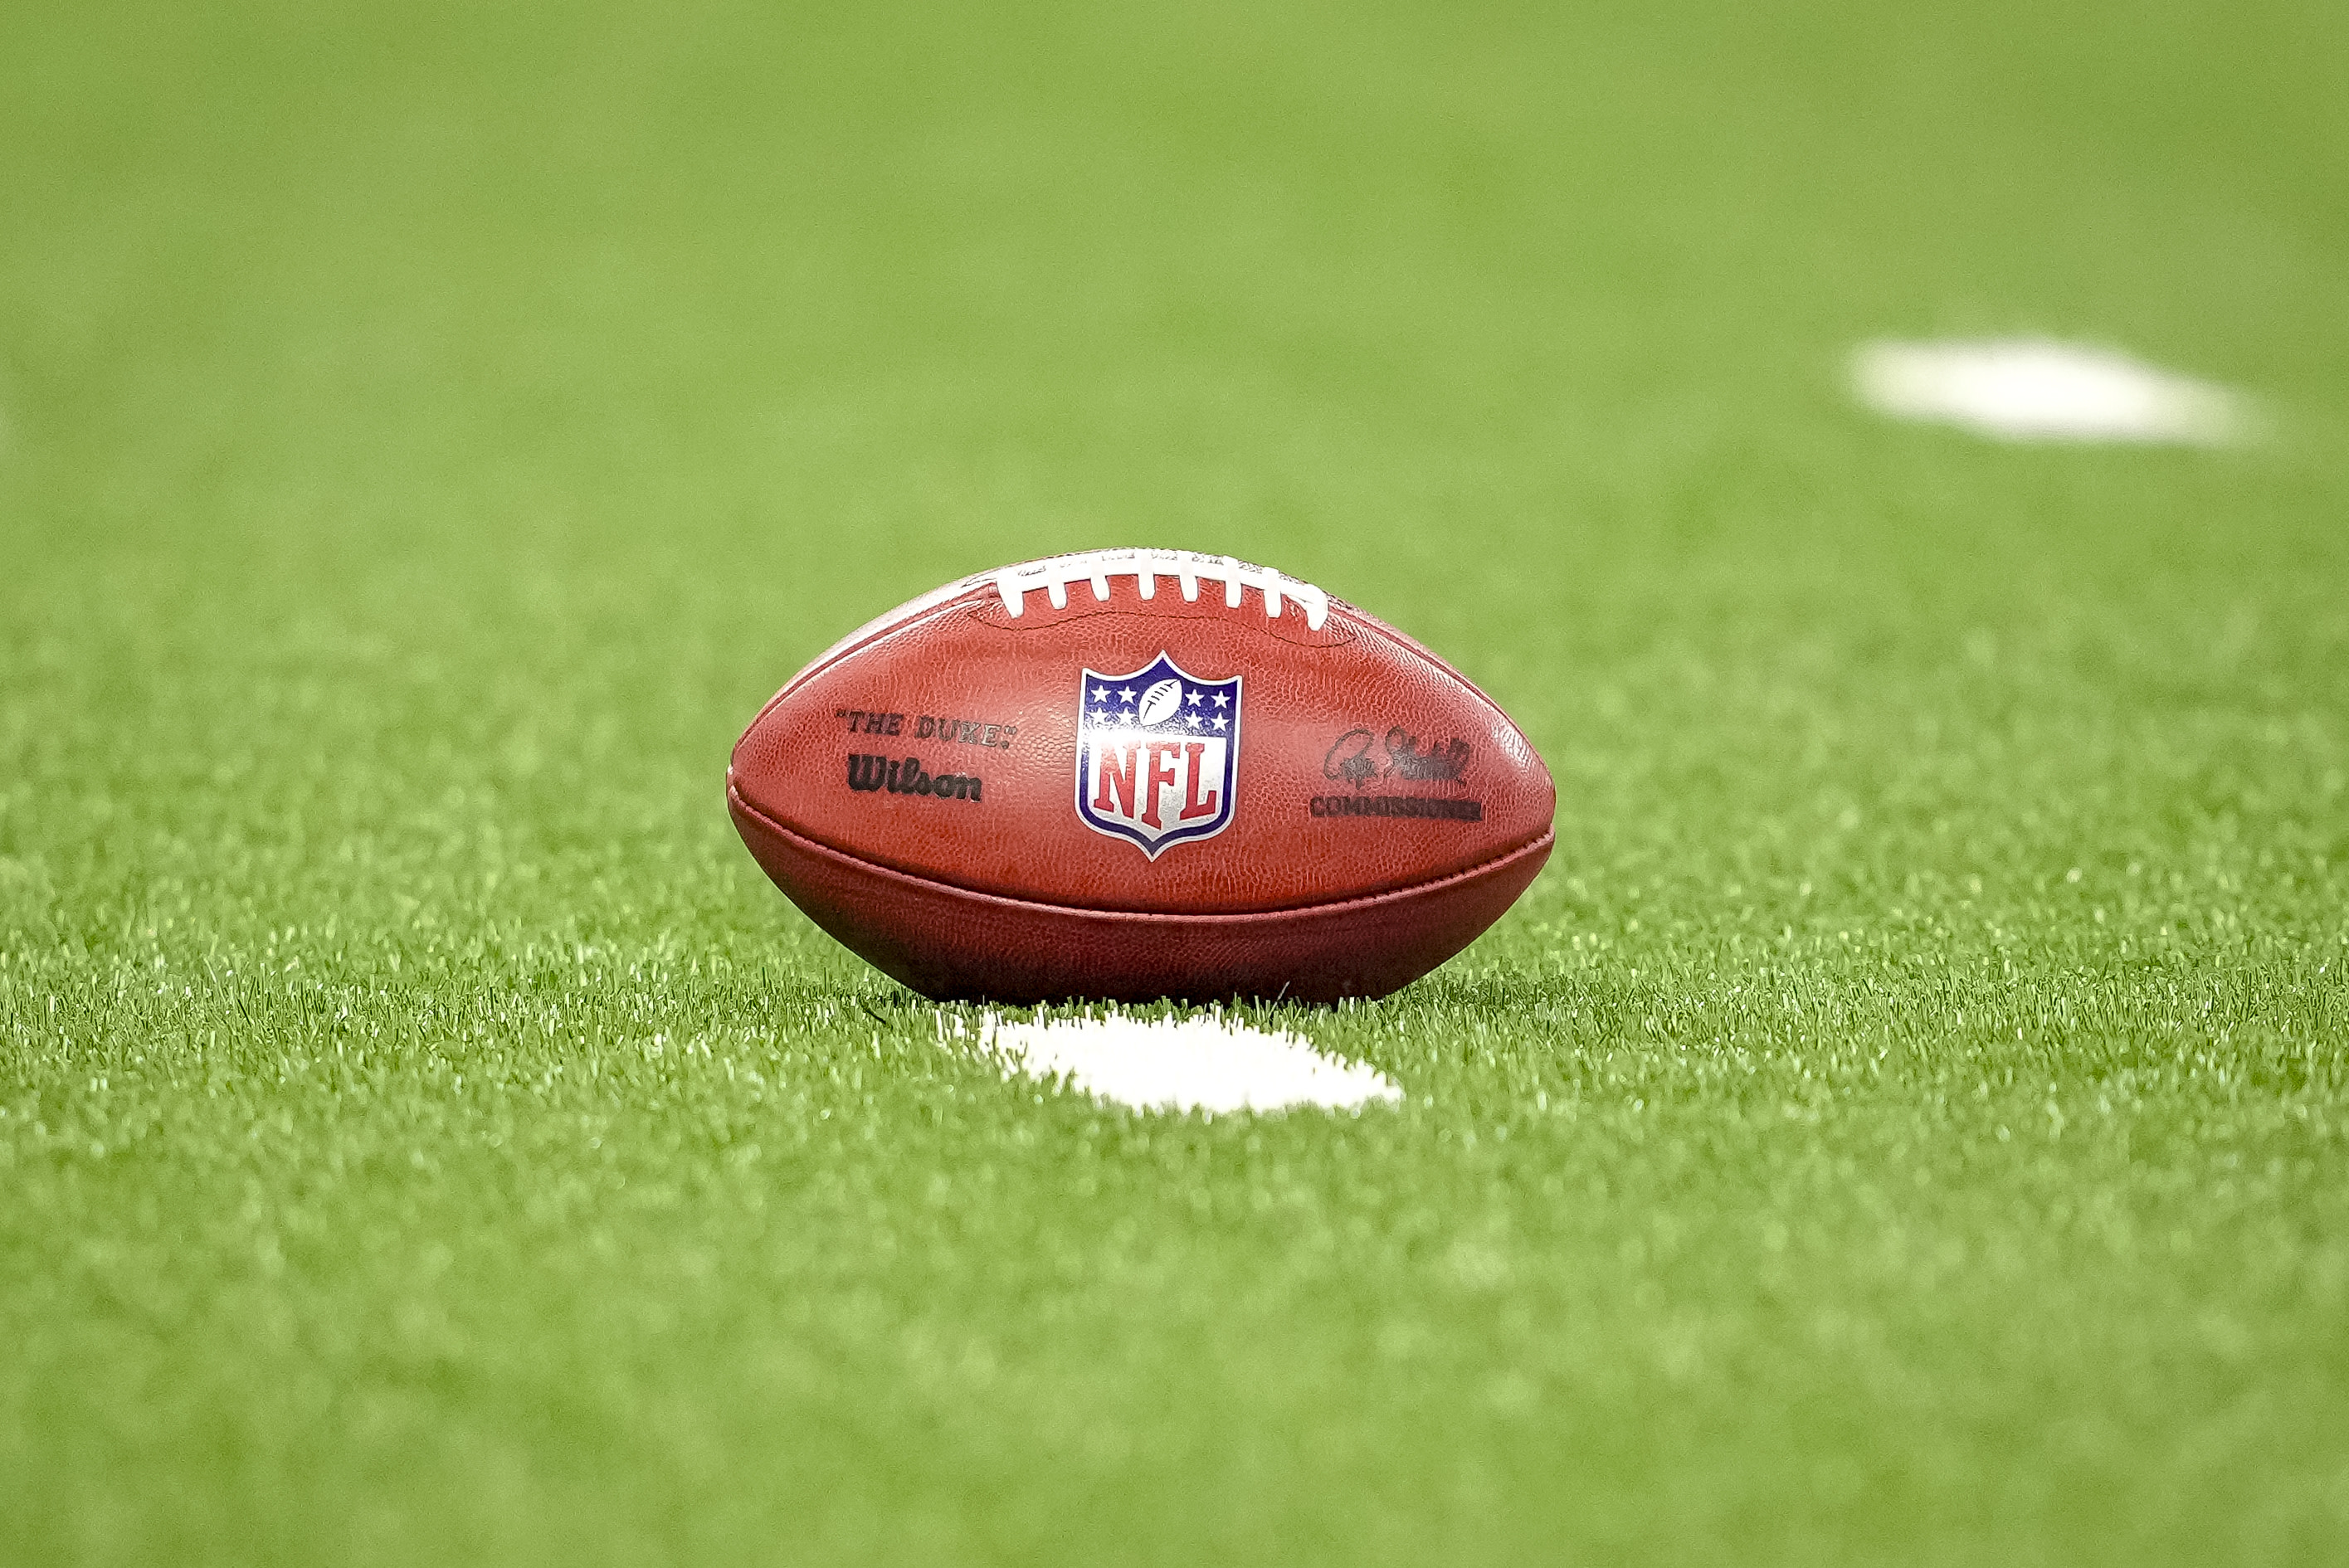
1184, 713, 1201, 728
1211, 692, 1229, 708
1211, 715, 1226, 731
1093, 686, 1110, 703
1186, 689, 1202, 706
1118, 686, 1137, 703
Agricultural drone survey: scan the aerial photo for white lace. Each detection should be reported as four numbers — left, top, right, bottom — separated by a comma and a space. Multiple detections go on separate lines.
992, 549, 1330, 631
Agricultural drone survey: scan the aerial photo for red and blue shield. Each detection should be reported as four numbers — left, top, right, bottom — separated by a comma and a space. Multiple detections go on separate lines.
1074, 653, 1242, 858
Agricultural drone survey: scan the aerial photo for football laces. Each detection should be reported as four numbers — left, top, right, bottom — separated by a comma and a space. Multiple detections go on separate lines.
991, 549, 1331, 631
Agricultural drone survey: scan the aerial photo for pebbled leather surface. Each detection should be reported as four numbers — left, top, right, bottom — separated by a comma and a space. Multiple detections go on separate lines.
728, 569, 1555, 999
733, 580, 1552, 911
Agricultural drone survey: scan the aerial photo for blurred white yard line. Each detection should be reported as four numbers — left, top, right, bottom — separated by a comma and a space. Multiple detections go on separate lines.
1853, 338, 2249, 445
944, 1010, 1401, 1114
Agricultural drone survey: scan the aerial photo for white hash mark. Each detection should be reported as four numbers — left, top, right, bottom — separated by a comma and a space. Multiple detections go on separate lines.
1852, 338, 2250, 445
943, 1010, 1403, 1115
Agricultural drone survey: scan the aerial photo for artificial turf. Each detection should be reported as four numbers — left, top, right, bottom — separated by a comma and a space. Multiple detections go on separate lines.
4, 0, 2347, 1561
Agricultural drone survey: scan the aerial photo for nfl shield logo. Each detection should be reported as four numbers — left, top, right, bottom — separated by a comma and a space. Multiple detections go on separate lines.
1074, 653, 1242, 858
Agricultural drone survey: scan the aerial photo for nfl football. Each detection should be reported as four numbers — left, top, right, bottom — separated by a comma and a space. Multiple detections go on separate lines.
728, 549, 1554, 1003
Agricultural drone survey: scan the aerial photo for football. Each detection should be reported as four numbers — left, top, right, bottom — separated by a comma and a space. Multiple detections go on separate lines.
728, 549, 1555, 1003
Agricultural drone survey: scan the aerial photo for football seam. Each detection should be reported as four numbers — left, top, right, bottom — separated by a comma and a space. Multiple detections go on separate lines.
738, 592, 991, 748
728, 781, 1556, 923
1340, 609, 1525, 743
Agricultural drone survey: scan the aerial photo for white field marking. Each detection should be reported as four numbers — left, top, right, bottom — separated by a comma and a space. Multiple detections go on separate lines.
1852, 338, 2249, 445
942, 1010, 1402, 1115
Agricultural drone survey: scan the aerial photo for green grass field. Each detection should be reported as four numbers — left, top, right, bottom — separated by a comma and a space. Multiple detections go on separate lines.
5, 1, 2347, 1561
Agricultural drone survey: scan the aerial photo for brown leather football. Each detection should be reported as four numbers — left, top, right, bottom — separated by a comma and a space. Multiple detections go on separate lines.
728, 550, 1554, 1003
